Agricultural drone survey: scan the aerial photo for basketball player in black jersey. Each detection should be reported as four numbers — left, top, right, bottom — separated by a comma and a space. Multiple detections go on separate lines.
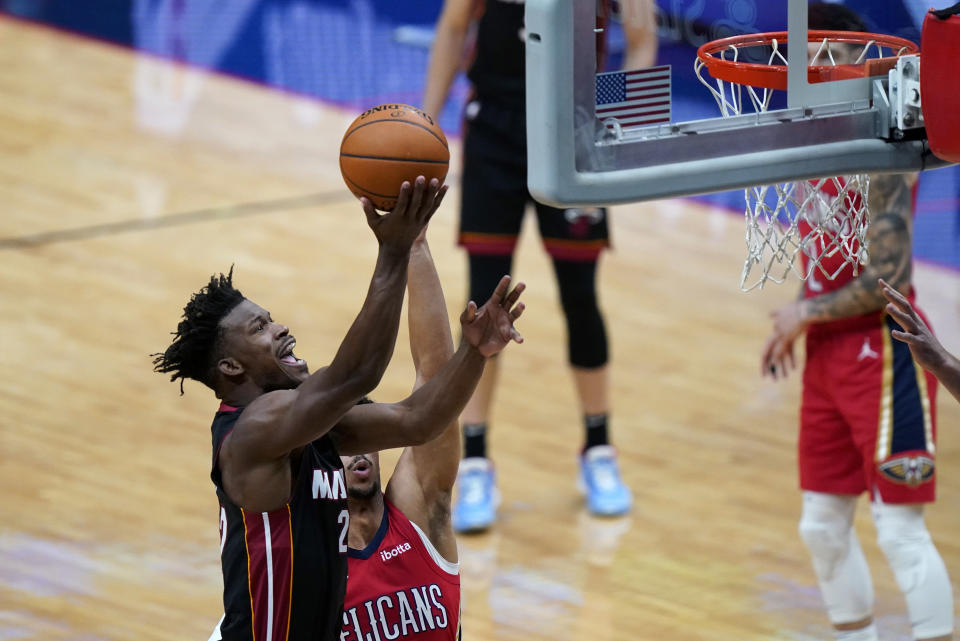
423, 0, 656, 531
153, 178, 526, 641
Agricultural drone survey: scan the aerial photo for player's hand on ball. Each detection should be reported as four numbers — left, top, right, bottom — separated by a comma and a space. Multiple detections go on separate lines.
461, 275, 526, 358
361, 176, 448, 251
340, 104, 449, 210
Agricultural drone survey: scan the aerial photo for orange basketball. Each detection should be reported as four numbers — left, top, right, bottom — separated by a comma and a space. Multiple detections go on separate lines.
339, 104, 449, 211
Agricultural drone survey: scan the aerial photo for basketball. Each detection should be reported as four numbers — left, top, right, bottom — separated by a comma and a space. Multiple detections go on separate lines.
339, 104, 449, 211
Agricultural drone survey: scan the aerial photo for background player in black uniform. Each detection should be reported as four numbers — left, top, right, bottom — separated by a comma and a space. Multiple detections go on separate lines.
153, 178, 526, 641
423, 0, 657, 531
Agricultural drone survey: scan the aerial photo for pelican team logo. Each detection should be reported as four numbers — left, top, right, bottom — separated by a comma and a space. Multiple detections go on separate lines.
878, 453, 935, 487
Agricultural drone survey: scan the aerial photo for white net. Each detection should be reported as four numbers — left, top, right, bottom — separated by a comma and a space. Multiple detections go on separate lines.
694, 37, 872, 291
740, 176, 870, 290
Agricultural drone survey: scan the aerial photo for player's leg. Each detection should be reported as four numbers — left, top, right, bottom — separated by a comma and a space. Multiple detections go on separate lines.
798, 492, 878, 641
460, 342, 501, 449
573, 364, 607, 433
453, 253, 513, 532
855, 317, 953, 641
535, 204, 628, 515
551, 257, 610, 426
461, 253, 516, 445
871, 502, 953, 641
452, 99, 528, 533
798, 332, 877, 640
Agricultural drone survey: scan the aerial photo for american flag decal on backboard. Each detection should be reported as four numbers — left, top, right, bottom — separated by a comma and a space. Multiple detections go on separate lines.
595, 65, 671, 128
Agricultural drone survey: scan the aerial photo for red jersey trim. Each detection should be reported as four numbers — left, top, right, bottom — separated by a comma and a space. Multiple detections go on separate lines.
241, 510, 256, 641
242, 506, 294, 641
542, 237, 609, 262
458, 231, 518, 256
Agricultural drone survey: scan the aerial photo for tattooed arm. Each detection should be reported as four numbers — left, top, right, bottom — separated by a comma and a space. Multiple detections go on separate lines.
802, 173, 916, 321
762, 173, 916, 379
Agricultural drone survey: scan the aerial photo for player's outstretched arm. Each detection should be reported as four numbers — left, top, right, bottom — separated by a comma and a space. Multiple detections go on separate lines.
404, 233, 455, 386
234, 179, 447, 461
385, 231, 460, 562
880, 278, 960, 404
331, 275, 525, 457
423, 0, 473, 119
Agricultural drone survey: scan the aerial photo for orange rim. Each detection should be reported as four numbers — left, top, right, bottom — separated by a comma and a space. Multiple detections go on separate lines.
696, 30, 919, 91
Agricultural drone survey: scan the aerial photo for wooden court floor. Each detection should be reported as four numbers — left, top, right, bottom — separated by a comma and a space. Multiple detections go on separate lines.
1, 17, 958, 641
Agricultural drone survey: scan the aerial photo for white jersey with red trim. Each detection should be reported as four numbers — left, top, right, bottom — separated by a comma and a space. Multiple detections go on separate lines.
342, 500, 460, 641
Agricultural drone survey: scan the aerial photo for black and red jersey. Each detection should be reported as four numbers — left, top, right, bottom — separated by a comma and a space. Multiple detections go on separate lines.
211, 403, 349, 641
467, 0, 611, 103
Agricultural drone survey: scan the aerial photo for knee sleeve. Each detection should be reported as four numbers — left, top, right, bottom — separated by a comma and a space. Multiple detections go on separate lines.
872, 502, 954, 639
468, 254, 514, 306
553, 259, 607, 368
798, 492, 875, 624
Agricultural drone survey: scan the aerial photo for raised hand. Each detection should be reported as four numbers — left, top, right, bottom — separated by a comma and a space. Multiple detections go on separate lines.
461, 275, 526, 358
361, 176, 448, 251
879, 278, 949, 373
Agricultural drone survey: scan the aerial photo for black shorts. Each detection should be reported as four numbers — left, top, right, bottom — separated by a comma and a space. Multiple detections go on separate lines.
458, 99, 610, 262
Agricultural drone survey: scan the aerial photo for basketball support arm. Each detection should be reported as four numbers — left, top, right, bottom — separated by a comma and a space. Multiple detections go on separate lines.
524, 0, 948, 208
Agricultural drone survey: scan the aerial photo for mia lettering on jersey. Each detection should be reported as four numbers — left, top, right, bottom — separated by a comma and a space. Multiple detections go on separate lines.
380, 541, 412, 562
312, 469, 346, 500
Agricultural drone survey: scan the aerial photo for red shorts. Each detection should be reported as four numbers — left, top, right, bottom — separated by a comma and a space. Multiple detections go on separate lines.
799, 314, 938, 503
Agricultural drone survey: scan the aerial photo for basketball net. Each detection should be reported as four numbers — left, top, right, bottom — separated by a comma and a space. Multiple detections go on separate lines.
695, 38, 873, 291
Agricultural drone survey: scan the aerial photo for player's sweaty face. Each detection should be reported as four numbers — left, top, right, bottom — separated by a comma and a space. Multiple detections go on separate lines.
220, 299, 309, 390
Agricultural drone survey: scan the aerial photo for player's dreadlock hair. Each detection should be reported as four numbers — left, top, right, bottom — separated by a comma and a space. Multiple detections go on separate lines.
809, 2, 868, 32
152, 267, 246, 394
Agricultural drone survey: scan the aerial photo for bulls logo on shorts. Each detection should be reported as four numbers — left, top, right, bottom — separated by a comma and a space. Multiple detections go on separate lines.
878, 451, 935, 487
563, 208, 605, 239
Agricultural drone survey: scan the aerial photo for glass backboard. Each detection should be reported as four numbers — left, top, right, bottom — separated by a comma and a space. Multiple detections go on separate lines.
524, 0, 951, 207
